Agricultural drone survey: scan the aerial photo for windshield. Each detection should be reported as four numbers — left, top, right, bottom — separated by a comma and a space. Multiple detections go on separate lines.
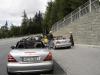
16, 41, 45, 49
55, 36, 66, 40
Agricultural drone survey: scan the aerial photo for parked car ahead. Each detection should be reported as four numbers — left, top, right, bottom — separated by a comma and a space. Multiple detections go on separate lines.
52, 36, 71, 49
7, 40, 53, 75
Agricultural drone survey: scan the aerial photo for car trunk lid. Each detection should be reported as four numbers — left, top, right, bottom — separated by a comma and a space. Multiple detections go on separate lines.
9, 49, 49, 63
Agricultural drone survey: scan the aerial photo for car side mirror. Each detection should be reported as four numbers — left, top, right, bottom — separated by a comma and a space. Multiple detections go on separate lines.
11, 46, 16, 49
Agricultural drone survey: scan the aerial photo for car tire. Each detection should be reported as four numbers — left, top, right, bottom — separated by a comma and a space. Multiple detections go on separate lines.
7, 72, 13, 75
67, 46, 71, 49
7, 71, 12, 75
7, 67, 13, 75
50, 69, 54, 74
47, 69, 54, 74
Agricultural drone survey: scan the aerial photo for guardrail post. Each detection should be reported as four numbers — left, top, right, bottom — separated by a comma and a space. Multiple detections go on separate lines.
56, 23, 58, 31
63, 18, 65, 27
89, 0, 92, 12
71, 13, 72, 23
79, 7, 81, 18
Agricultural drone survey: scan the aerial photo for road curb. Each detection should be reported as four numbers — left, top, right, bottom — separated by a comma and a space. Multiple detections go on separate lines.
75, 44, 100, 48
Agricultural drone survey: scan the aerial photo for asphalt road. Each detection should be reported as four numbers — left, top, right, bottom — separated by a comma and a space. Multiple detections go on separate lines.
51, 45, 100, 75
0, 38, 67, 75
1, 37, 100, 75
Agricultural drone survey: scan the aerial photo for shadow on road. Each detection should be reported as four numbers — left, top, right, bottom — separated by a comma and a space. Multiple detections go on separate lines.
54, 47, 72, 50
53, 60, 67, 75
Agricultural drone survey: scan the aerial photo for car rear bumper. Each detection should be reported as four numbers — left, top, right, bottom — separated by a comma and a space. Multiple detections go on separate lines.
55, 43, 71, 48
7, 61, 53, 73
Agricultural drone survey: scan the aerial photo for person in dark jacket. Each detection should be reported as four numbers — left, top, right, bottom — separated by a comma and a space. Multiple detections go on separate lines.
69, 32, 74, 46
48, 31, 53, 40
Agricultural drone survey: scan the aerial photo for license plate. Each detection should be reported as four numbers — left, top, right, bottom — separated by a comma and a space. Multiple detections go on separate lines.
21, 57, 40, 62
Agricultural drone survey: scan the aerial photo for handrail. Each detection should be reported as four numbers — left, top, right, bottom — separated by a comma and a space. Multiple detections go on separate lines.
51, 0, 100, 32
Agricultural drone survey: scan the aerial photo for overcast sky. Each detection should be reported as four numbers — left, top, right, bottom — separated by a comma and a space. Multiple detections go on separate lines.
0, 0, 50, 27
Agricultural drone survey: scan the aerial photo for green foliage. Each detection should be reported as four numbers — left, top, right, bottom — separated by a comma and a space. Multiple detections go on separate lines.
43, 0, 88, 32
33, 11, 43, 33
0, 11, 43, 38
21, 10, 29, 35
10, 25, 21, 37
0, 21, 9, 38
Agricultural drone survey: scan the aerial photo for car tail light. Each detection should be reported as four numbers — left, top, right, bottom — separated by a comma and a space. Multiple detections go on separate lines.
44, 52, 52, 61
8, 54, 17, 62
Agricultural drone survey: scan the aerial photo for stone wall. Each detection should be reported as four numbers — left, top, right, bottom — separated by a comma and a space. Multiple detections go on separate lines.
53, 10, 100, 45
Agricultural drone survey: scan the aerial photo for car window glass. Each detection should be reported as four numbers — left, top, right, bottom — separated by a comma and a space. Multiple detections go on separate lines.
17, 43, 25, 48
16, 40, 45, 49
34, 42, 45, 48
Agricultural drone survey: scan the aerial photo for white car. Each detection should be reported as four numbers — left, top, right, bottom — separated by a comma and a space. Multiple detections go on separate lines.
52, 36, 71, 49
7, 40, 53, 75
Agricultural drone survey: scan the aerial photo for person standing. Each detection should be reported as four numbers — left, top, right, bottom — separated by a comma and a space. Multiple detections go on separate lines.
48, 31, 53, 40
47, 31, 54, 48
42, 35, 48, 46
69, 32, 74, 46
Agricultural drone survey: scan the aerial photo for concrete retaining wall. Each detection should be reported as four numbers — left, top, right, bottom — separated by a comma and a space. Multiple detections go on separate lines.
53, 10, 100, 45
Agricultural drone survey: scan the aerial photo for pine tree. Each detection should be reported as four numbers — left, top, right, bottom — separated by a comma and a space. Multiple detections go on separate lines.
21, 10, 28, 35
43, 1, 54, 33
0, 21, 9, 38
43, 0, 88, 32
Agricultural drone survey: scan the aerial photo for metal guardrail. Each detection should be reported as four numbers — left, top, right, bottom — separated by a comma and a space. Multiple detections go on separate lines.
51, 0, 100, 32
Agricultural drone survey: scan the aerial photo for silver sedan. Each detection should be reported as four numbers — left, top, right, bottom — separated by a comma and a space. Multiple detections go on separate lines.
7, 40, 53, 75
52, 36, 71, 49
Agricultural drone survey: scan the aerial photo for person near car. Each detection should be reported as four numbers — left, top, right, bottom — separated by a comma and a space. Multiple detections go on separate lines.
69, 32, 74, 46
42, 35, 48, 46
47, 31, 54, 48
